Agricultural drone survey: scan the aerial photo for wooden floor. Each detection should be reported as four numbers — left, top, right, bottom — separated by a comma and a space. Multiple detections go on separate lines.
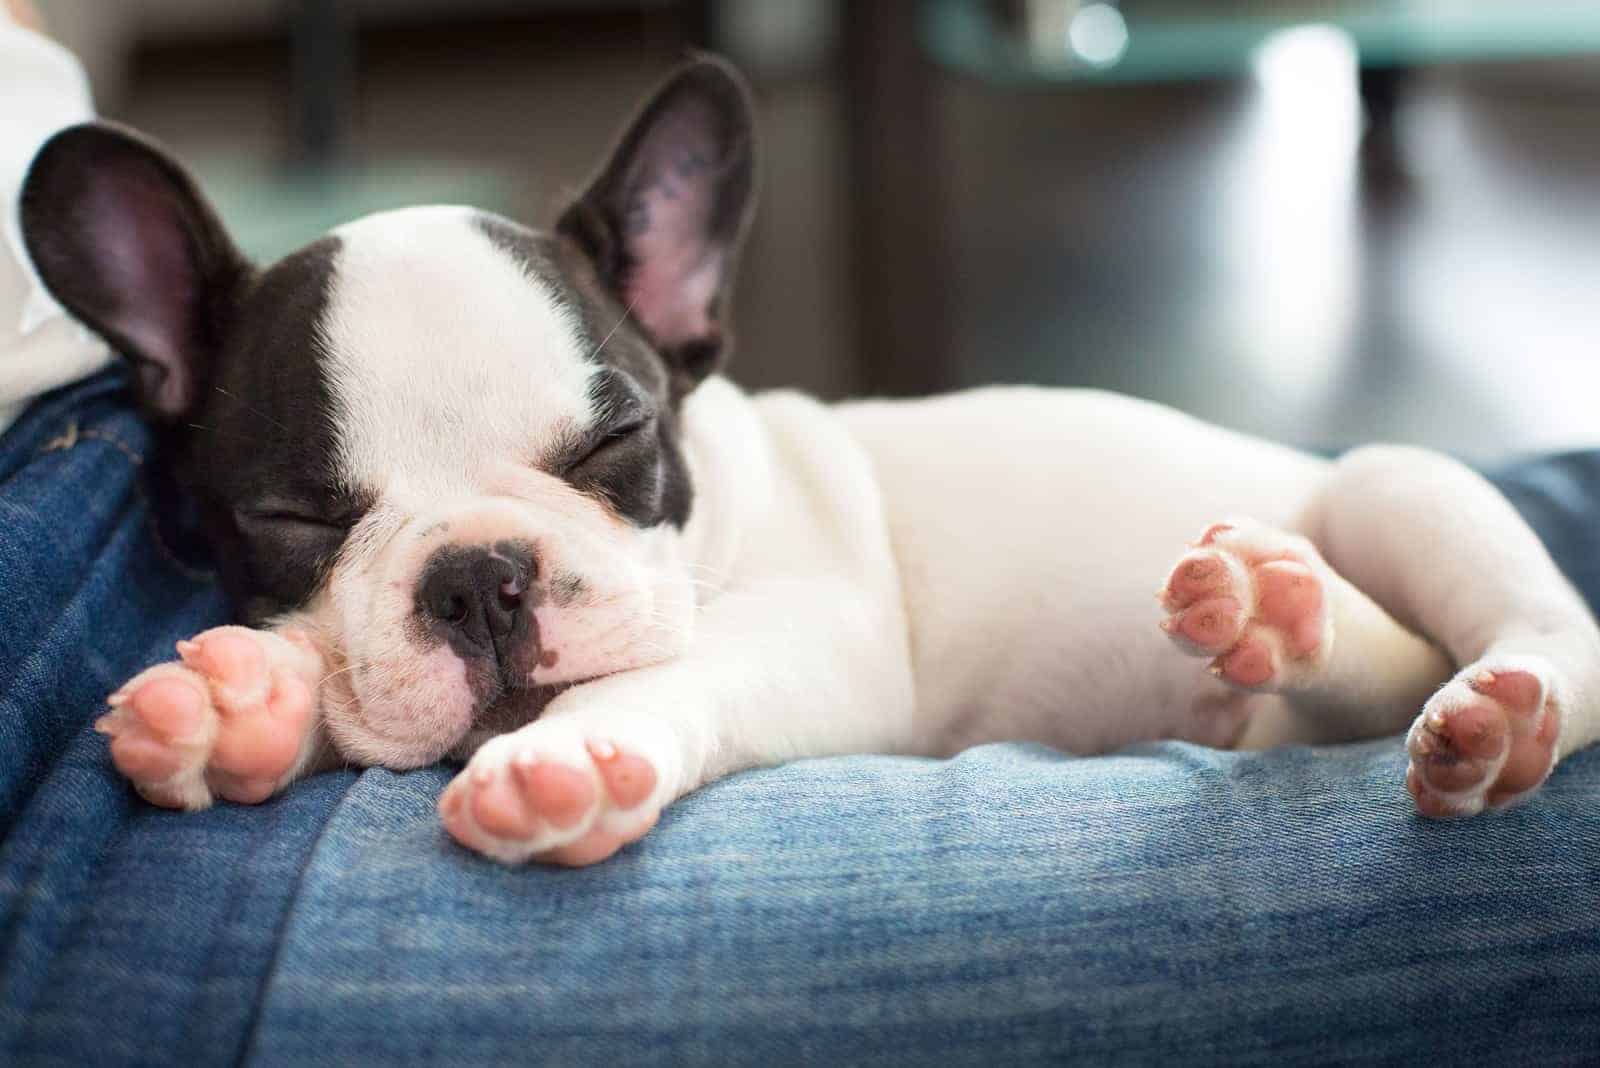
942, 58, 1600, 459
118, 12, 1600, 460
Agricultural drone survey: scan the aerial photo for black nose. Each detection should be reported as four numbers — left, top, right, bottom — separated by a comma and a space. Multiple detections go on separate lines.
416, 542, 536, 658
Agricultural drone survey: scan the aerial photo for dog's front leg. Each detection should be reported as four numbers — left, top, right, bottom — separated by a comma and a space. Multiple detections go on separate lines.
439, 575, 917, 866
96, 621, 334, 809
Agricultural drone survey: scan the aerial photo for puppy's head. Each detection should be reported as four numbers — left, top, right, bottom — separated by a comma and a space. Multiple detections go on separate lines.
20, 58, 756, 767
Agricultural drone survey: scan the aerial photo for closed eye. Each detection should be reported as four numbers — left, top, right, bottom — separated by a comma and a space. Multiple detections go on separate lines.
566, 416, 653, 471
236, 508, 354, 534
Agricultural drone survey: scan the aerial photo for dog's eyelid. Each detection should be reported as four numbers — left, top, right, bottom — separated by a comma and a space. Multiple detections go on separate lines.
606, 407, 655, 438
237, 502, 354, 531
597, 389, 653, 429
242, 480, 372, 527
562, 411, 655, 475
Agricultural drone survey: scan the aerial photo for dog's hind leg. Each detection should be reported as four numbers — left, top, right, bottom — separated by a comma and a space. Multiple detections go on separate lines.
1161, 515, 1453, 746
1278, 445, 1599, 816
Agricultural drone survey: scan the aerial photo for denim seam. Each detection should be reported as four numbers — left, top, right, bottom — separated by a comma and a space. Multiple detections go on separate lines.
28, 421, 145, 468
38, 417, 83, 455
72, 428, 144, 466
1, 417, 145, 495
24, 418, 218, 584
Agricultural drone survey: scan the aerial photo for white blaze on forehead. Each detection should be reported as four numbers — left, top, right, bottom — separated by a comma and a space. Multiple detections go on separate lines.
320, 206, 597, 497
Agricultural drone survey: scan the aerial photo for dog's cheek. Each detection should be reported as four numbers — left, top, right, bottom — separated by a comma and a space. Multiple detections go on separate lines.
641, 534, 698, 657
324, 645, 476, 768
536, 528, 697, 682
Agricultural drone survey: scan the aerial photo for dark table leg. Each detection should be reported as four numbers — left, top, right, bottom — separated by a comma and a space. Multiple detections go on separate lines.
289, 0, 355, 169
841, 0, 953, 396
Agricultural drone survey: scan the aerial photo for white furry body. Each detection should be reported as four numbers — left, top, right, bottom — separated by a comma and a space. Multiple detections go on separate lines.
835, 386, 1326, 758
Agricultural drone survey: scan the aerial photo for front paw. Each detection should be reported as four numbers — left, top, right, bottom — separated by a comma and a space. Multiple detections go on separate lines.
439, 721, 664, 867
96, 626, 315, 810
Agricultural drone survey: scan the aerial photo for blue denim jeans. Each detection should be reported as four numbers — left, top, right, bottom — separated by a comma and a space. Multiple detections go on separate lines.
4, 371, 1600, 1066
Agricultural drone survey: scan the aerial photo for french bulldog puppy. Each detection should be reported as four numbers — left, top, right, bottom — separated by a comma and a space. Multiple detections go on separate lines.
21, 58, 1600, 866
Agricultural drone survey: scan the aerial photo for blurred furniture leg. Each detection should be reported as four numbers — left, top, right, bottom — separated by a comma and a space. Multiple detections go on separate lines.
290, 0, 354, 169
682, 0, 716, 50
1358, 64, 1410, 188
842, 0, 953, 396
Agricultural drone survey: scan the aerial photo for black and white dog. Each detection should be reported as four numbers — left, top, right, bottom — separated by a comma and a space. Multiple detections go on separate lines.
22, 58, 1599, 865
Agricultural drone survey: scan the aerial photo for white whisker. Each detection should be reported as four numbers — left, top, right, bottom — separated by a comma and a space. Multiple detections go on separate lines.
589, 296, 639, 363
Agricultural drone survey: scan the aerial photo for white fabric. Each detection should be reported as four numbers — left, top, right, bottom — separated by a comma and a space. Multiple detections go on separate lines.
0, 21, 109, 433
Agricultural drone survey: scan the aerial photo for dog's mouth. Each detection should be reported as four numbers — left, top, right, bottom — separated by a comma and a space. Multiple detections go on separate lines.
446, 682, 571, 761
453, 623, 548, 720
474, 680, 571, 734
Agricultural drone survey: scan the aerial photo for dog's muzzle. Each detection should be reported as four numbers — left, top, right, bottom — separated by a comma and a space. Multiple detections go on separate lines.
416, 540, 539, 685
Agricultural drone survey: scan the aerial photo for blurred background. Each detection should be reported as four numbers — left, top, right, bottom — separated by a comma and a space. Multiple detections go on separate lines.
31, 0, 1600, 459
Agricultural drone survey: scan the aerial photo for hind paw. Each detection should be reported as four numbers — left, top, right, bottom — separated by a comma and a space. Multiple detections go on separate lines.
1407, 659, 1561, 817
1160, 519, 1330, 691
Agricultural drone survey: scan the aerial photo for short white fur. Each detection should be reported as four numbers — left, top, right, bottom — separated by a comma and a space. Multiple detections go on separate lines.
321, 205, 598, 502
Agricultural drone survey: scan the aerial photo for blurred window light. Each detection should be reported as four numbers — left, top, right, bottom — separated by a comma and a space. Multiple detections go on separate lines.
1069, 3, 1129, 68
1251, 24, 1361, 132
1023, 0, 1128, 70
1221, 23, 1362, 407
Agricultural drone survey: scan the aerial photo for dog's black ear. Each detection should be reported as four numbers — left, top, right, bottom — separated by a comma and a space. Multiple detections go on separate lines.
19, 122, 249, 419
558, 56, 756, 388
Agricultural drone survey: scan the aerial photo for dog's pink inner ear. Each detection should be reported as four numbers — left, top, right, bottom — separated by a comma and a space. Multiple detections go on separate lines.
82, 166, 202, 414
79, 161, 209, 412
615, 97, 742, 350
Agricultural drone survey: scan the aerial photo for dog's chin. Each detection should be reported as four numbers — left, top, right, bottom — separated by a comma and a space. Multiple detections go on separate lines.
328, 677, 574, 768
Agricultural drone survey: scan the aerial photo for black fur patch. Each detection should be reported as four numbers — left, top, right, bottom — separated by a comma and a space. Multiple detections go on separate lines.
475, 212, 695, 528
177, 237, 371, 620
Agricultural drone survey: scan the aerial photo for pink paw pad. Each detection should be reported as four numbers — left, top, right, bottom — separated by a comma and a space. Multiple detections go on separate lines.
1408, 666, 1559, 817
1166, 597, 1244, 653
97, 627, 313, 809
1253, 561, 1324, 657
461, 758, 593, 840
1161, 521, 1329, 691
125, 676, 207, 740
1217, 634, 1275, 688
589, 741, 657, 809
515, 759, 596, 829
178, 630, 266, 698
441, 738, 662, 868
1164, 553, 1231, 606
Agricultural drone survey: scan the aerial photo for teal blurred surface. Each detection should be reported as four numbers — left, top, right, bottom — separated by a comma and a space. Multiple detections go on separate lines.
193, 158, 512, 262
927, 0, 1600, 85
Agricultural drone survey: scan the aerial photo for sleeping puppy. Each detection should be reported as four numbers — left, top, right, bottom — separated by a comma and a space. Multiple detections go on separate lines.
22, 58, 1600, 865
